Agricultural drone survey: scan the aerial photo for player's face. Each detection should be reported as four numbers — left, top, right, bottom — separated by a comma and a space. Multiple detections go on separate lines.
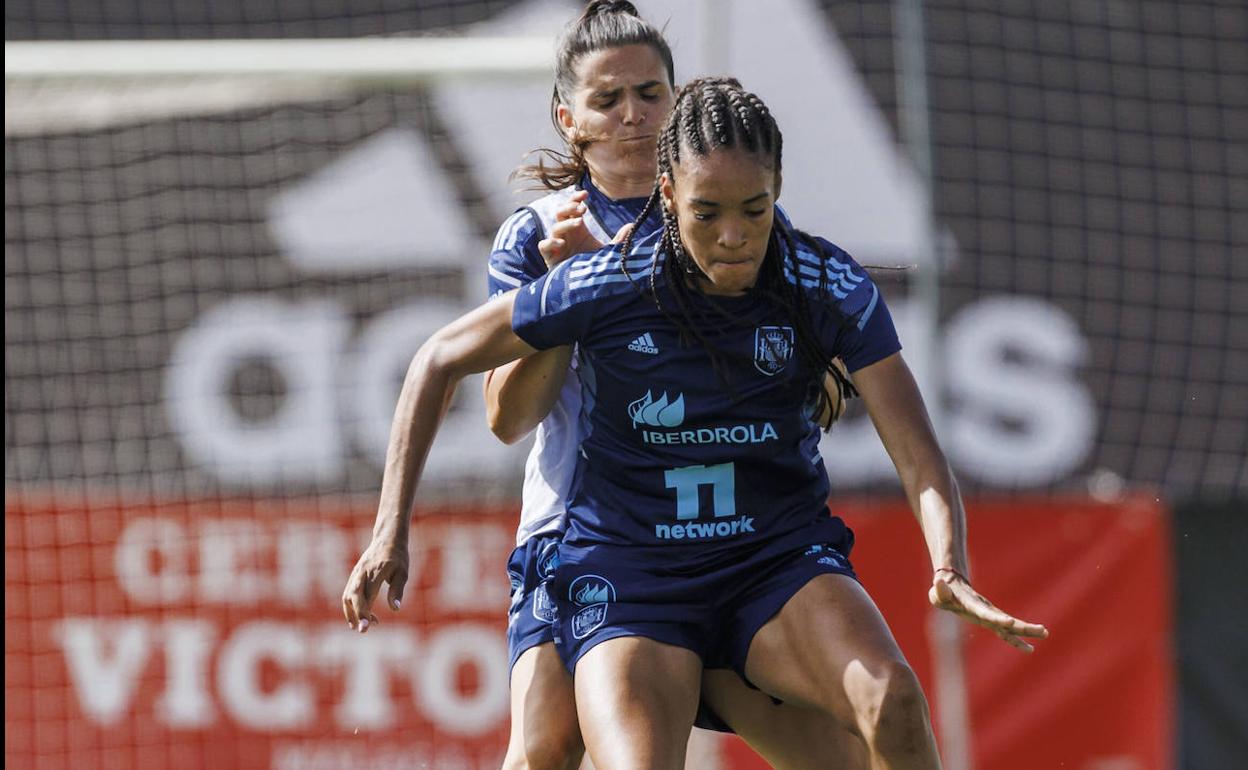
662, 148, 779, 297
559, 44, 673, 185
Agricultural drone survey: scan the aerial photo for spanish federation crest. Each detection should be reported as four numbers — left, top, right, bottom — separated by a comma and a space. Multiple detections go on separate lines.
754, 326, 795, 376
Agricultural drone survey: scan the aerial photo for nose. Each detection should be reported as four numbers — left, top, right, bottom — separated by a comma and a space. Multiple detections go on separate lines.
620, 95, 645, 126
718, 222, 747, 250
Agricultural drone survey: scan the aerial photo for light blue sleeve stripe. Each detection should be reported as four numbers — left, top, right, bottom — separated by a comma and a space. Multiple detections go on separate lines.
540, 259, 576, 316
795, 248, 857, 276
493, 210, 531, 252
857, 284, 880, 330
568, 255, 654, 280
793, 263, 861, 296
790, 267, 852, 299
488, 265, 523, 288
491, 213, 517, 251
567, 273, 640, 291
794, 253, 863, 284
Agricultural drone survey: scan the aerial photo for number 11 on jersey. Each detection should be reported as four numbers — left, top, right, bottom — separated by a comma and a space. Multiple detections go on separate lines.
664, 462, 736, 520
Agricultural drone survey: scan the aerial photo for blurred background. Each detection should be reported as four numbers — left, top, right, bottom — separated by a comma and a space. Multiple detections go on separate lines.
5, 1, 1244, 768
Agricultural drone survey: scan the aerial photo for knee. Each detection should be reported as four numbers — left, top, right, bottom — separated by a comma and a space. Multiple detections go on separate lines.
505, 720, 583, 770
852, 659, 932, 741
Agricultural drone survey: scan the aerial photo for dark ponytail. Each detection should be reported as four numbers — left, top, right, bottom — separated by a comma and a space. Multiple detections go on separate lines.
514, 1, 676, 191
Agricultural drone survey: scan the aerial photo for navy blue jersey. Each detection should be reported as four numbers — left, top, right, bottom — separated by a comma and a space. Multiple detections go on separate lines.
488, 174, 792, 296
512, 227, 900, 557
488, 175, 662, 298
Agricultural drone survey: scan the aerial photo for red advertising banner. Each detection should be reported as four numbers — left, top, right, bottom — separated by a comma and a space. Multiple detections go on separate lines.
5, 493, 1172, 770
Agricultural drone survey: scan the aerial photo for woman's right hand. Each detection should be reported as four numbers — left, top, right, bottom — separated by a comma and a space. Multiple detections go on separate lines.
538, 190, 603, 266
342, 535, 409, 633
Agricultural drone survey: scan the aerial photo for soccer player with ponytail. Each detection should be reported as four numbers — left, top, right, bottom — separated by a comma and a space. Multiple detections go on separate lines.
345, 28, 1046, 770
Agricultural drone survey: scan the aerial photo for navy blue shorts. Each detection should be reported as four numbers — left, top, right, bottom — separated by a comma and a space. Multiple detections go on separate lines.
505, 533, 563, 672
506, 532, 759, 734
550, 517, 856, 687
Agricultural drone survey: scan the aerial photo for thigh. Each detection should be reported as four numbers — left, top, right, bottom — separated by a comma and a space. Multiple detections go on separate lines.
744, 573, 910, 722
700, 669, 869, 770
506, 642, 581, 768
574, 636, 702, 770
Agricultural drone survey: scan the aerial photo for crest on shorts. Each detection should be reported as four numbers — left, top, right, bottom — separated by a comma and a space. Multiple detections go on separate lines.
568, 574, 616, 639
572, 604, 608, 639
569, 574, 616, 605
537, 541, 561, 579
754, 326, 795, 376
531, 583, 557, 624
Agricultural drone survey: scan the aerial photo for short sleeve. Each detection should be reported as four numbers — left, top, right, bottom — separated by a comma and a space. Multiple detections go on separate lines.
487, 209, 546, 299
810, 239, 902, 372
511, 254, 602, 351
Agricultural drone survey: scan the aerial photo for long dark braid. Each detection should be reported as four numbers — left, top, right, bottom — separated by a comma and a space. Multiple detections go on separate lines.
620, 77, 858, 429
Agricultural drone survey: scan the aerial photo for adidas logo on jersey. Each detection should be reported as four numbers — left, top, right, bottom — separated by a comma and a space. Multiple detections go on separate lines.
627, 332, 659, 355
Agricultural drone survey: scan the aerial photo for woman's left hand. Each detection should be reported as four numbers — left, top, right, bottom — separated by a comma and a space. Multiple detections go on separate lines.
928, 571, 1049, 652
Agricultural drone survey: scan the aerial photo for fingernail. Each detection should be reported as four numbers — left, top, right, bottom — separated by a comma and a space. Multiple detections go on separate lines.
360, 619, 369, 632
394, 600, 401, 609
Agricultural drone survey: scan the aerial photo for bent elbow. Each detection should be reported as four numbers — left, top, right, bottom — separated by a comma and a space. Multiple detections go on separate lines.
486, 406, 523, 445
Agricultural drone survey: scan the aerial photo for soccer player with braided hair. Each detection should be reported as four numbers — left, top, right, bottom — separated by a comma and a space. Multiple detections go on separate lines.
484, 3, 856, 769
344, 74, 1047, 770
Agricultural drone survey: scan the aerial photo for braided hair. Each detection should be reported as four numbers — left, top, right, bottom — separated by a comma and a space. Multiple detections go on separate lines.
620, 77, 859, 430
514, 1, 675, 191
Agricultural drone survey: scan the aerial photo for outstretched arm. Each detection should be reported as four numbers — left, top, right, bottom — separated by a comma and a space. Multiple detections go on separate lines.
854, 352, 1049, 652
344, 291, 537, 631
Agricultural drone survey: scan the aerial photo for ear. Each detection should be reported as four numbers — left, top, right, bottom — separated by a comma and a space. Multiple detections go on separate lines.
556, 103, 577, 141
660, 172, 675, 211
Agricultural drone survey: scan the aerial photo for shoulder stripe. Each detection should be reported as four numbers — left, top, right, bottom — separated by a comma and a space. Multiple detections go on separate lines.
567, 273, 646, 291
539, 258, 577, 316
793, 244, 863, 278
488, 264, 523, 288
492, 210, 533, 252
568, 253, 655, 280
791, 262, 863, 295
858, 284, 880, 330
794, 249, 862, 280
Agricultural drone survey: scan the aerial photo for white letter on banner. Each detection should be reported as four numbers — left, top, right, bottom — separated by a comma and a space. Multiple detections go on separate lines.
197, 519, 271, 605
348, 299, 523, 484
218, 622, 313, 729
414, 625, 508, 735
277, 521, 352, 605
156, 619, 216, 727
317, 624, 418, 730
946, 296, 1095, 485
165, 297, 347, 485
54, 618, 151, 725
115, 517, 190, 604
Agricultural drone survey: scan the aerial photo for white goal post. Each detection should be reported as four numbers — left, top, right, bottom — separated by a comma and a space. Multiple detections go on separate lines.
4, 37, 554, 81
4, 36, 555, 136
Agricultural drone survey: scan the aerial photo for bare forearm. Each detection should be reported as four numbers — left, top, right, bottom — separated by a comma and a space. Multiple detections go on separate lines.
857, 354, 969, 574
372, 345, 458, 544
370, 290, 536, 543
896, 444, 969, 575
484, 345, 574, 444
